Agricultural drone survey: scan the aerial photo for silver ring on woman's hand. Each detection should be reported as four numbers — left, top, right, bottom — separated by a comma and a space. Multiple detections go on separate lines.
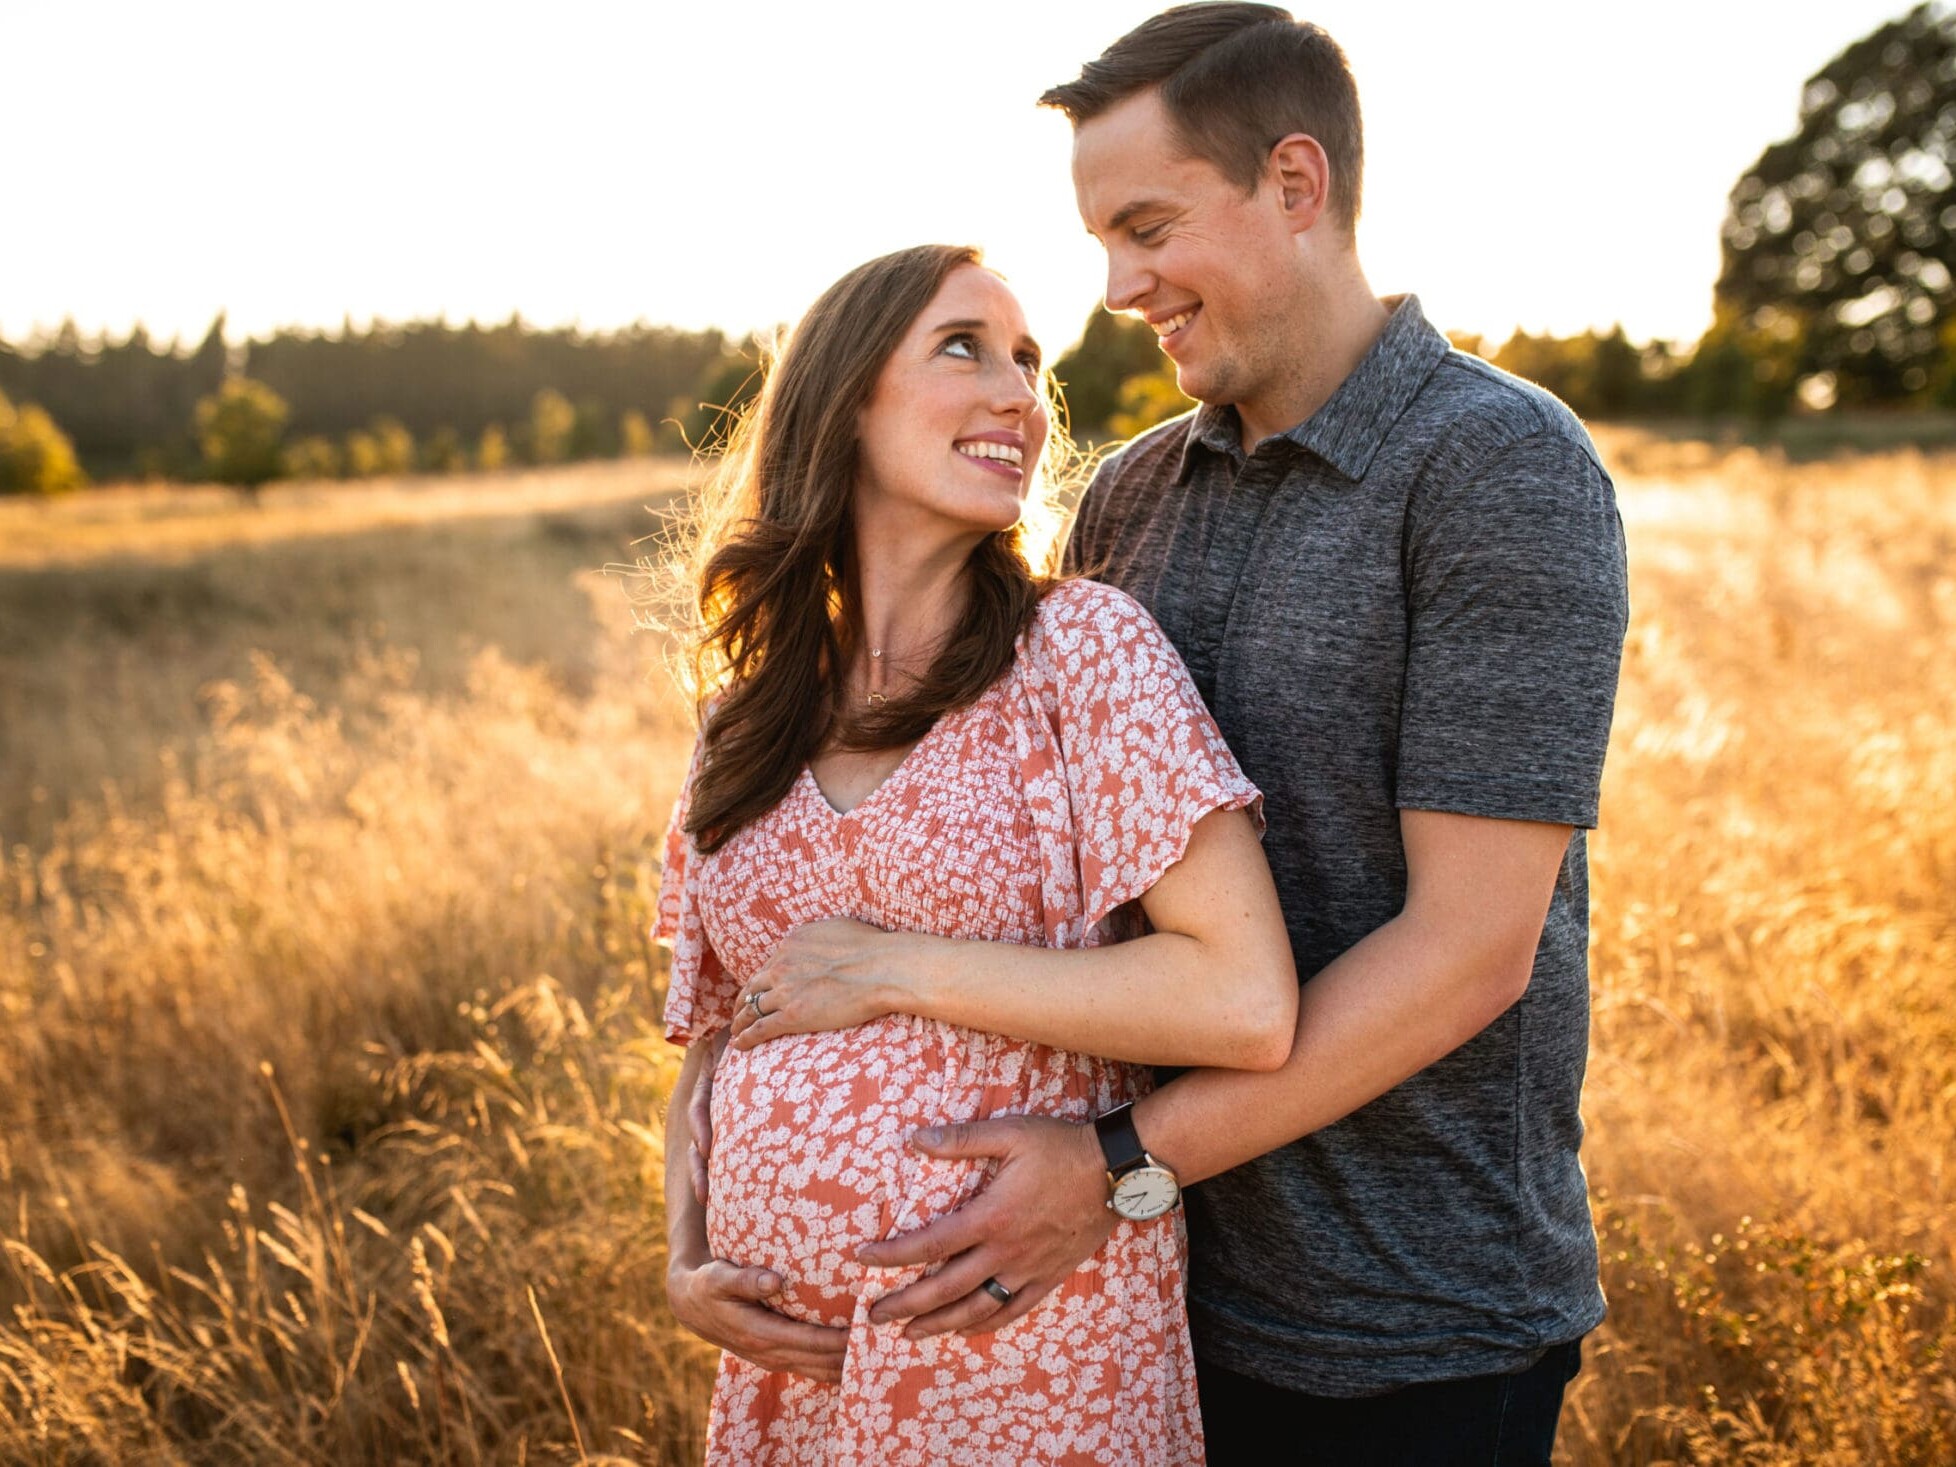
980, 1277, 1013, 1306
747, 991, 767, 1020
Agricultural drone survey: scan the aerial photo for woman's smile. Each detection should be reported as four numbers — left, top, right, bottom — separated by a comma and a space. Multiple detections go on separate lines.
954, 432, 1027, 482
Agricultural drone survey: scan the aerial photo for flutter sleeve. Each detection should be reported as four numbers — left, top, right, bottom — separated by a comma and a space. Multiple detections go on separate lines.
1012, 579, 1262, 949
652, 734, 733, 1044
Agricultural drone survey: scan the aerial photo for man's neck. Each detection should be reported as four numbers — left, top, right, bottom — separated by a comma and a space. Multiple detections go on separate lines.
1235, 263, 1391, 452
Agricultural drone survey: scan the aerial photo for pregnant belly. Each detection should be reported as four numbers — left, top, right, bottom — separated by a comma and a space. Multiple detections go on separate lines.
706, 1016, 971, 1328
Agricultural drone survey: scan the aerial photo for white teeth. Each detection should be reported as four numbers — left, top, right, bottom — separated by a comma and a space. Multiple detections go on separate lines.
1154, 309, 1195, 337
956, 441, 1023, 466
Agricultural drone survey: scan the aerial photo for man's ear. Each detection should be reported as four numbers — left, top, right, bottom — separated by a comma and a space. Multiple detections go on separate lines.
1267, 132, 1331, 234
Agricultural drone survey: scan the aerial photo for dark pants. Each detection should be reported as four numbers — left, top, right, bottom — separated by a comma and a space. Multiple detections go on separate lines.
1196, 1338, 1583, 1467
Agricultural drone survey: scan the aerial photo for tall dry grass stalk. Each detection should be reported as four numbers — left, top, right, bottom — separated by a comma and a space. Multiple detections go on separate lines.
0, 442, 1950, 1461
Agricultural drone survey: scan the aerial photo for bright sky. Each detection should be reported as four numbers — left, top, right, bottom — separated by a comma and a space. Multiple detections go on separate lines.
1, 0, 1920, 359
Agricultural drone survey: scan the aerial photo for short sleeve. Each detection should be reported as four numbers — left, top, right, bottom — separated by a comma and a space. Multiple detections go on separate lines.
651, 735, 733, 1044
1398, 430, 1630, 829
1015, 580, 1261, 946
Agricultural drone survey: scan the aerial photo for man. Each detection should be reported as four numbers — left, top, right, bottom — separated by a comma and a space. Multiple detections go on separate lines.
669, 6, 1628, 1462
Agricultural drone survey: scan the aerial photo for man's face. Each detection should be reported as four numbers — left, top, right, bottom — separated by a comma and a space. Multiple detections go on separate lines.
1071, 88, 1298, 417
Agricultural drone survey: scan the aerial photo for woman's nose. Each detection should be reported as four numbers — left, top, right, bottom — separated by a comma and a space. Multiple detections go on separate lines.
990, 361, 1039, 416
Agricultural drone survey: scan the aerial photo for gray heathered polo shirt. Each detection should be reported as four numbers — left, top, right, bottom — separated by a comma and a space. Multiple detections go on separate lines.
1067, 295, 1628, 1397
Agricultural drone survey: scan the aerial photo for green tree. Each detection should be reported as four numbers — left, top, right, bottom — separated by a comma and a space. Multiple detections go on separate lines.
1052, 312, 1164, 439
528, 388, 575, 464
570, 398, 617, 459
1107, 367, 1196, 439
280, 435, 341, 480
422, 425, 465, 473
1677, 308, 1805, 421
195, 376, 288, 488
477, 423, 509, 471
0, 390, 86, 494
342, 430, 381, 478
1492, 330, 1596, 408
1717, 3, 1956, 402
1589, 326, 1643, 417
369, 416, 415, 475
619, 409, 656, 457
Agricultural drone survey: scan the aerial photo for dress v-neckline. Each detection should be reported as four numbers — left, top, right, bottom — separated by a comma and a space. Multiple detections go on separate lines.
802, 682, 993, 819
803, 744, 924, 820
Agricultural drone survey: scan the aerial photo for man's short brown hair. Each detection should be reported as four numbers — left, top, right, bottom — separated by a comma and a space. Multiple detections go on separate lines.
1040, 3, 1364, 230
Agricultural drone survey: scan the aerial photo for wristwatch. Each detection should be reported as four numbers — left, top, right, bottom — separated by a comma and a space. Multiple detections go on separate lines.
1093, 1102, 1180, 1220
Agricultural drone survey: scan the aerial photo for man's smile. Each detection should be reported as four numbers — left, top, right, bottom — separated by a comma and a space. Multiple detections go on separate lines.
1149, 306, 1200, 342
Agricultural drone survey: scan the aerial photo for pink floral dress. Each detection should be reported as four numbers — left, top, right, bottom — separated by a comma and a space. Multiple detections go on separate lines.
655, 579, 1260, 1466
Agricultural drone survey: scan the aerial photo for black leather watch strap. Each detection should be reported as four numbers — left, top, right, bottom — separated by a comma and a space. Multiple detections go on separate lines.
1093, 1102, 1148, 1176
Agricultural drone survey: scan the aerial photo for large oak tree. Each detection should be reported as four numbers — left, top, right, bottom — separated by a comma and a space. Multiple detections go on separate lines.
1718, 4, 1956, 403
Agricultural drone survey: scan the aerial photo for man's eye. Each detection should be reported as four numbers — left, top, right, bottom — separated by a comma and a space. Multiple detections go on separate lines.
1132, 224, 1165, 244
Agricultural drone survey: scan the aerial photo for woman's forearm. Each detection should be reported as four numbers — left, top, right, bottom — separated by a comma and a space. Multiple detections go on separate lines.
735, 808, 1297, 1067
897, 926, 1293, 1070
889, 806, 1296, 1069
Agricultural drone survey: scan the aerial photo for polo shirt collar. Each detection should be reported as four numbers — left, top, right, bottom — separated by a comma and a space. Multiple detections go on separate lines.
1175, 294, 1451, 484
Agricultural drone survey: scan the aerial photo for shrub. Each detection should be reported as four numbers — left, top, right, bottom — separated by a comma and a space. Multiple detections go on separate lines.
280, 436, 341, 481
477, 424, 509, 472
195, 378, 289, 488
528, 390, 575, 465
421, 426, 465, 474
0, 390, 87, 494
342, 430, 381, 478
369, 417, 416, 476
619, 410, 655, 458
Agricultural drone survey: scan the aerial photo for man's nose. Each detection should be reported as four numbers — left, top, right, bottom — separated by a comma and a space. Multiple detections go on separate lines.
1103, 248, 1152, 314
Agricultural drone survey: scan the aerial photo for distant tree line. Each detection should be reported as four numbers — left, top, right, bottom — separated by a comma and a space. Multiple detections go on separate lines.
6, 6, 1953, 492
0, 314, 758, 492
1045, 315, 1837, 443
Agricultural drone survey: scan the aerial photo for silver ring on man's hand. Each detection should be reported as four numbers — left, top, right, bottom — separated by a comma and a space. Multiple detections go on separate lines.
747, 991, 767, 1020
980, 1277, 1013, 1306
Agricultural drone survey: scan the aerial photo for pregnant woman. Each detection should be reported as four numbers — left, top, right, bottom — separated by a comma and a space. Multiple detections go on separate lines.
655, 243, 1297, 1465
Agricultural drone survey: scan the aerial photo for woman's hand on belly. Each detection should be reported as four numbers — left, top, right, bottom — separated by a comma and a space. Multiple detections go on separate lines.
731, 918, 914, 1051
666, 1255, 848, 1384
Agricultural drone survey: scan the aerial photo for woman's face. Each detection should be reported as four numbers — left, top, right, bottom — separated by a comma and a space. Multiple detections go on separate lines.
853, 265, 1049, 544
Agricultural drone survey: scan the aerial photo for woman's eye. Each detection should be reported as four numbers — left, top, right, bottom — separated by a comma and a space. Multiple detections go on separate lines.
1016, 353, 1042, 378
942, 333, 979, 360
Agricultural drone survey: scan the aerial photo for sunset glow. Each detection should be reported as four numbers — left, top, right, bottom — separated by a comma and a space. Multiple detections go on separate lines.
2, 0, 1922, 355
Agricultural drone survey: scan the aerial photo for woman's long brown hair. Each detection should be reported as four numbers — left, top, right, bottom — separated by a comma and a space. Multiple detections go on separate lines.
672, 244, 1068, 852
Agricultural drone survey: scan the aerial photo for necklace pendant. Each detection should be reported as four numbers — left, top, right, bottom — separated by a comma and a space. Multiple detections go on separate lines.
866, 690, 887, 707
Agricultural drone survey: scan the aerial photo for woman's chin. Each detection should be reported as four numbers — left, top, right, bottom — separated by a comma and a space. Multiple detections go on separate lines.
964, 489, 1031, 535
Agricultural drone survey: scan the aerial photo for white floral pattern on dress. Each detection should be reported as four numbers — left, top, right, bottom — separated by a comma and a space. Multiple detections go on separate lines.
655, 579, 1260, 1466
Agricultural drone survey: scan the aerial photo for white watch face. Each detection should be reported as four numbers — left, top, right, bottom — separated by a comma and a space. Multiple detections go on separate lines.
1111, 1165, 1179, 1220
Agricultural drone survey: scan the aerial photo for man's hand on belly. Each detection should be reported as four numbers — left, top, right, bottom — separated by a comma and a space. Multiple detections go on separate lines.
856, 1115, 1114, 1338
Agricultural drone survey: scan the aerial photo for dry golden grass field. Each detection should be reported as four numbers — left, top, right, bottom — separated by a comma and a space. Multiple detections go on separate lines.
0, 435, 1950, 1464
